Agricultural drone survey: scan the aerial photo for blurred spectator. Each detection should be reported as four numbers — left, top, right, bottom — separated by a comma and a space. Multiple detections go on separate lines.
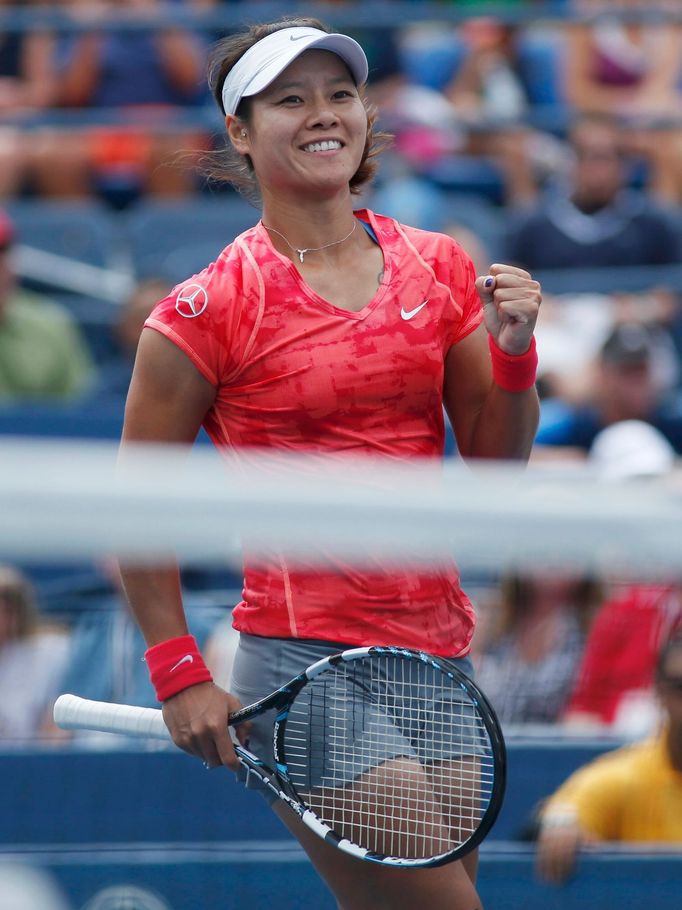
534, 322, 682, 458
473, 568, 602, 726
0, 0, 57, 197
508, 115, 682, 390
560, 417, 681, 738
566, 1, 682, 121
30, 0, 210, 205
506, 114, 681, 270
94, 277, 171, 401
0, 564, 70, 744
360, 30, 464, 187
442, 17, 564, 205
564, 580, 682, 735
0, 210, 95, 402
564, 0, 682, 202
533, 290, 681, 406
536, 631, 682, 884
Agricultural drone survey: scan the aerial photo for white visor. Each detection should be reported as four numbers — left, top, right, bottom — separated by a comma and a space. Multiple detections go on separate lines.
221, 26, 369, 116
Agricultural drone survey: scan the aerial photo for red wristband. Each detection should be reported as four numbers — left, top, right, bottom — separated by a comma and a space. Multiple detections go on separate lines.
144, 634, 213, 702
488, 335, 538, 392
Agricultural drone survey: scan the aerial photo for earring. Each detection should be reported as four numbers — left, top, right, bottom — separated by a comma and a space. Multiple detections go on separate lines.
241, 130, 247, 137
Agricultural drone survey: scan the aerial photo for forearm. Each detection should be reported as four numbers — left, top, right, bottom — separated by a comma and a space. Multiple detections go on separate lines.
118, 563, 189, 647
466, 384, 540, 462
59, 38, 102, 105
156, 31, 204, 92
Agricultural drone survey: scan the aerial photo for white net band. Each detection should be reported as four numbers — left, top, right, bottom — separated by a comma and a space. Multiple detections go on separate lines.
1, 437, 680, 575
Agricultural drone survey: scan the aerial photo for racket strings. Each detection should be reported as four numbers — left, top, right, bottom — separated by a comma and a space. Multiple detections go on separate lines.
282, 654, 496, 860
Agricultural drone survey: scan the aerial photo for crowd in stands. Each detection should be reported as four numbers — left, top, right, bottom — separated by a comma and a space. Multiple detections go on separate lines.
1, 0, 682, 891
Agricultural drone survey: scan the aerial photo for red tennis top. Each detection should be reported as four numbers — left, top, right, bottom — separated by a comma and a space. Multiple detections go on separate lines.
145, 210, 483, 656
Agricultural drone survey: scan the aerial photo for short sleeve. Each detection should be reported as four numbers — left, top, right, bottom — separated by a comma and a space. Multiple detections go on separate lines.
544, 755, 627, 839
145, 282, 223, 387
143, 255, 253, 388
438, 237, 484, 350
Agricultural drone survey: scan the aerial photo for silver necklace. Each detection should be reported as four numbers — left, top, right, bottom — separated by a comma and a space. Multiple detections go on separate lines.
263, 219, 357, 263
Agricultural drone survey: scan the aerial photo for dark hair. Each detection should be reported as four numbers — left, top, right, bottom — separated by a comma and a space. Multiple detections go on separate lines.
491, 571, 603, 641
200, 17, 391, 204
569, 113, 625, 157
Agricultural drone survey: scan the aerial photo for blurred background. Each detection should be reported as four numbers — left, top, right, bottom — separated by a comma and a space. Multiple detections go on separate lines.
1, 2, 681, 908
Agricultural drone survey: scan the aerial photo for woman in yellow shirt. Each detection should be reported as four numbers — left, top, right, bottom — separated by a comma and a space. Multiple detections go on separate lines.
536, 631, 682, 882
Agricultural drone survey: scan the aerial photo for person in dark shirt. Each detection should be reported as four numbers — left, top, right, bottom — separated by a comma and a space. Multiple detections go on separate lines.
506, 114, 680, 270
29, 0, 209, 202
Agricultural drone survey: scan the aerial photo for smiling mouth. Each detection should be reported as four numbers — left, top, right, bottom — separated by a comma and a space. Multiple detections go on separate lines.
301, 140, 343, 153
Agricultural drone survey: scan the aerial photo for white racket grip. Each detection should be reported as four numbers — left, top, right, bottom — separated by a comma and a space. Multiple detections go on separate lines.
54, 694, 170, 741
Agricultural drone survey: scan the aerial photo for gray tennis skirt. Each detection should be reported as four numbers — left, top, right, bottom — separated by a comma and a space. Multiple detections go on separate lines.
229, 633, 477, 804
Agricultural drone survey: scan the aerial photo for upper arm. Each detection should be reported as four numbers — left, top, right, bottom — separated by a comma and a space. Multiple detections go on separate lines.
443, 323, 492, 459
122, 327, 216, 445
644, 27, 682, 90
563, 25, 594, 104
23, 32, 56, 97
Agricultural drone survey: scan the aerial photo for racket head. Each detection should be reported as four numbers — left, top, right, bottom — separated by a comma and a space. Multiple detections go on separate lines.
270, 646, 506, 867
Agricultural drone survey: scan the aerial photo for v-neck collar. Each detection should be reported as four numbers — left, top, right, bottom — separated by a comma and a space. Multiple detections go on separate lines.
254, 210, 393, 319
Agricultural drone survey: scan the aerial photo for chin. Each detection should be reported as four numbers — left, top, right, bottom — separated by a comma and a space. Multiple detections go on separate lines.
301, 172, 354, 196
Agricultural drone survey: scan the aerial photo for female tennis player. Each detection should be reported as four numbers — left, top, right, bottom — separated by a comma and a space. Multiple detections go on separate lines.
118, 17, 541, 909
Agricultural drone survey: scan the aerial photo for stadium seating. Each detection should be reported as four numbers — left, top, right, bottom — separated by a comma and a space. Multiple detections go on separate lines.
5, 200, 127, 278
123, 195, 258, 282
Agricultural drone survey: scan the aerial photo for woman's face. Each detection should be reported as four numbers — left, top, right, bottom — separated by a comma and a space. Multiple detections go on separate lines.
236, 49, 369, 200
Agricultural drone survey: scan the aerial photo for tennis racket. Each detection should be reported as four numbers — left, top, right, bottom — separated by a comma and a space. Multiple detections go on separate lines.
54, 645, 505, 867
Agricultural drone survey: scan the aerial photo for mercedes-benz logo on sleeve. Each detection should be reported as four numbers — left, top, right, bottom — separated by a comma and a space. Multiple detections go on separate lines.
175, 283, 208, 318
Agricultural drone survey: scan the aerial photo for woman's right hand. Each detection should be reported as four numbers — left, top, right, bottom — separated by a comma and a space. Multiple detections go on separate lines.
161, 681, 247, 771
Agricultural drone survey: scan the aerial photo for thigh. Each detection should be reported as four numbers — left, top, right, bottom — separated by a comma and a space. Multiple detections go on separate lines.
301, 755, 454, 862
233, 639, 484, 906
274, 800, 483, 910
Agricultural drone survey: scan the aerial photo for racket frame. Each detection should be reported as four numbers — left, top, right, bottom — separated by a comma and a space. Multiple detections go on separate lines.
241, 645, 507, 867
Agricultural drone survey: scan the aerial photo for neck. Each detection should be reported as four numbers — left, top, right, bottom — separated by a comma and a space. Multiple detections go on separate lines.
260, 189, 355, 247
571, 192, 613, 215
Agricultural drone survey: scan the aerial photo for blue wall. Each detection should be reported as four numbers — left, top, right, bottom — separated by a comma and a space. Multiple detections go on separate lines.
3, 843, 680, 910
4, 740, 680, 908
2, 739, 628, 847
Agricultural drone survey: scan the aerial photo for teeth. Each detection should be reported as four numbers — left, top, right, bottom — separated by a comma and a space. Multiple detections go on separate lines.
303, 140, 342, 153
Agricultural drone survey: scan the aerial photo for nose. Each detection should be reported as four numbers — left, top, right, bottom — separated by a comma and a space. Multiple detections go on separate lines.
306, 95, 339, 130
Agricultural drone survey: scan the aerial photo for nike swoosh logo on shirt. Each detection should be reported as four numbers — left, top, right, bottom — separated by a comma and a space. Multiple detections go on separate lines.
401, 301, 428, 321
169, 654, 194, 673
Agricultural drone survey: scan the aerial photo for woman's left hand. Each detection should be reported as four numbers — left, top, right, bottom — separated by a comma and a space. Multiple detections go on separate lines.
476, 263, 541, 355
